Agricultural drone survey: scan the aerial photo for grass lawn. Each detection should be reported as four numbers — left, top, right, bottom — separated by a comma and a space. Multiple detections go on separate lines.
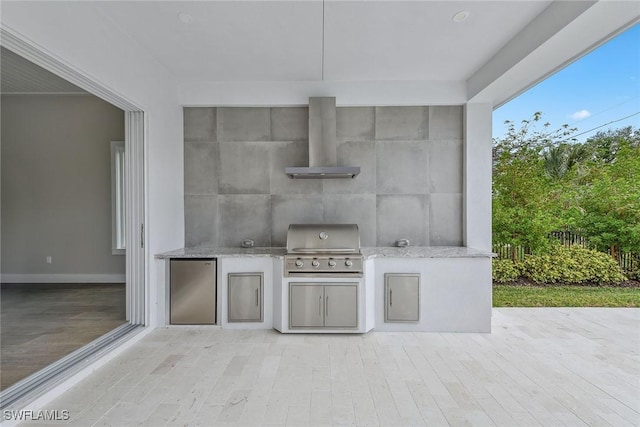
493, 285, 640, 307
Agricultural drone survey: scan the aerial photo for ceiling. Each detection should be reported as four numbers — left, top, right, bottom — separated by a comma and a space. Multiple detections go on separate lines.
1, 47, 87, 94
93, 0, 552, 84
4, 1, 633, 106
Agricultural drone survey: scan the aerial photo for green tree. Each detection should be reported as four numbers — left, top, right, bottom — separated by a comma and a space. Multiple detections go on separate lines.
584, 126, 639, 163
493, 111, 577, 164
542, 143, 590, 180
574, 139, 640, 254
494, 112, 639, 262
492, 113, 575, 257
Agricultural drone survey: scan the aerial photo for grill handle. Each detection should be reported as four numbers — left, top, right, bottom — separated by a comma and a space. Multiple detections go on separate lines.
290, 248, 356, 253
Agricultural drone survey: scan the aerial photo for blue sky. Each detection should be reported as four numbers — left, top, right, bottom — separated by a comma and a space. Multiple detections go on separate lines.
492, 22, 640, 142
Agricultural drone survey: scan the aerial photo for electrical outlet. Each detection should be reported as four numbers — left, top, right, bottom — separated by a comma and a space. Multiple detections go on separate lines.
46, 256, 52, 264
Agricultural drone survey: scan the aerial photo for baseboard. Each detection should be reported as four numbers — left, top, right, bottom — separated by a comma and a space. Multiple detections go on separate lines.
0, 274, 126, 284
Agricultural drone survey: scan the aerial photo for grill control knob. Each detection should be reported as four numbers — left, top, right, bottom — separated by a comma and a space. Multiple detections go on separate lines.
328, 259, 337, 267
345, 260, 353, 267
311, 260, 320, 268
295, 259, 304, 268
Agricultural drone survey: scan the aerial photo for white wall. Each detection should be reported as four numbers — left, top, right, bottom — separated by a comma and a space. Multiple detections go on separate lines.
1, 95, 125, 281
1, 1, 183, 326
180, 80, 467, 107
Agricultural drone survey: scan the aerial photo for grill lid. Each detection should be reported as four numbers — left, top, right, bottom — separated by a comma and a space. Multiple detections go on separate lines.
286, 224, 360, 253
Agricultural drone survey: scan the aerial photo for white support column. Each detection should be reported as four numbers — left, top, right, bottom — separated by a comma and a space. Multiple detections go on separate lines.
463, 103, 492, 251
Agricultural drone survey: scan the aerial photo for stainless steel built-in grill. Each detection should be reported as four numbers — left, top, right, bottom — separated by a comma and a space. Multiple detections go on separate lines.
285, 224, 364, 277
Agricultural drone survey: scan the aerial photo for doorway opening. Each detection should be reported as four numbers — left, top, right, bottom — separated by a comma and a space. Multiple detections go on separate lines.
0, 29, 146, 409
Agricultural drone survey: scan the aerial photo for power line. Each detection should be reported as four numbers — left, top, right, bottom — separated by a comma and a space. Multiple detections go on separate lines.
570, 96, 640, 125
560, 111, 640, 142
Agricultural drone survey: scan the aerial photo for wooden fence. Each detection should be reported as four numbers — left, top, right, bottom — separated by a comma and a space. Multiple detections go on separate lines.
493, 230, 638, 278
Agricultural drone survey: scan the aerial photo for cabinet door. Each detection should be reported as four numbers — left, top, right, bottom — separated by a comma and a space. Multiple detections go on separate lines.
324, 285, 357, 328
290, 284, 324, 328
228, 273, 263, 322
385, 274, 420, 322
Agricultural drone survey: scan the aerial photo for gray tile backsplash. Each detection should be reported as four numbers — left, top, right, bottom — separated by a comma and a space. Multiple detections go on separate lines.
218, 107, 271, 142
337, 107, 375, 141
429, 106, 463, 140
269, 141, 322, 195
218, 142, 270, 194
271, 195, 323, 246
376, 195, 429, 246
271, 107, 308, 141
184, 105, 463, 247
429, 193, 463, 246
218, 195, 271, 247
323, 140, 376, 194
375, 106, 429, 140
429, 140, 463, 193
185, 195, 217, 247
376, 141, 429, 194
323, 194, 377, 247
184, 142, 218, 195
184, 108, 216, 142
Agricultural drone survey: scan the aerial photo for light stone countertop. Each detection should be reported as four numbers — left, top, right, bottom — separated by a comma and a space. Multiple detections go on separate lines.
361, 246, 494, 258
155, 246, 493, 259
155, 247, 287, 259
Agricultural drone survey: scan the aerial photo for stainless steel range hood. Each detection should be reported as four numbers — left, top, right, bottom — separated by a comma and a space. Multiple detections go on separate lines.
285, 97, 360, 179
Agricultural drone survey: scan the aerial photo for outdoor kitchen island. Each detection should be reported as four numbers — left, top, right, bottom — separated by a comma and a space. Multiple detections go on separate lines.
155, 245, 492, 333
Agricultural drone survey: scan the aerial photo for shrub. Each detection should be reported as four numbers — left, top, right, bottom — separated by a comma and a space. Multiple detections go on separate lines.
492, 259, 520, 283
519, 245, 626, 284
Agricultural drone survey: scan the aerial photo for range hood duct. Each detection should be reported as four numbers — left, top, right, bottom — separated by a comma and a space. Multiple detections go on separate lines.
285, 97, 360, 179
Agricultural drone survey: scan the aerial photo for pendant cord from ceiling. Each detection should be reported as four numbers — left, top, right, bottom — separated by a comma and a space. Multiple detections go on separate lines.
321, 0, 325, 81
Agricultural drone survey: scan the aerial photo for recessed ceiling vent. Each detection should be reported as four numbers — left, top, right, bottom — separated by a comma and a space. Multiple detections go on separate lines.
285, 97, 360, 179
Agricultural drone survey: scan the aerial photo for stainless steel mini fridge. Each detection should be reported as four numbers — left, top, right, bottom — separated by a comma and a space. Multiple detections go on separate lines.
170, 259, 216, 324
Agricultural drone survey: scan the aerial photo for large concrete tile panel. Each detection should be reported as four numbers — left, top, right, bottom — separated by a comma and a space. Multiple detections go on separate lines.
429, 193, 463, 246
218, 142, 270, 194
184, 108, 216, 142
323, 194, 377, 246
184, 195, 217, 247
184, 142, 218, 195
376, 195, 429, 246
269, 141, 322, 194
336, 107, 375, 141
271, 107, 308, 141
271, 195, 323, 246
376, 141, 428, 194
218, 107, 271, 142
218, 195, 271, 247
375, 106, 429, 140
429, 140, 462, 193
429, 106, 463, 140
323, 141, 376, 194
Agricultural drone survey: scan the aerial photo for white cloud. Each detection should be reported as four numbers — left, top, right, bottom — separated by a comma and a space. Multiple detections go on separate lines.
570, 109, 591, 120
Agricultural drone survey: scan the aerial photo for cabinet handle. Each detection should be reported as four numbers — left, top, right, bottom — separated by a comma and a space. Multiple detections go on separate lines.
390, 289, 393, 307
256, 288, 259, 306
319, 295, 322, 316
326, 296, 329, 316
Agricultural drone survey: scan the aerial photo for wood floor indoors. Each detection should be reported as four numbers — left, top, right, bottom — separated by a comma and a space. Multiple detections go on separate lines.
0, 283, 126, 390
11, 308, 639, 427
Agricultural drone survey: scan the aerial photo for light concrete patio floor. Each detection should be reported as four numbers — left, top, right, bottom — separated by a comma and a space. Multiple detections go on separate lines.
14, 308, 640, 426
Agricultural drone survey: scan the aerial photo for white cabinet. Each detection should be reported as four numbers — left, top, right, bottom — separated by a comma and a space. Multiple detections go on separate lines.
289, 283, 357, 329
228, 273, 263, 322
385, 273, 420, 322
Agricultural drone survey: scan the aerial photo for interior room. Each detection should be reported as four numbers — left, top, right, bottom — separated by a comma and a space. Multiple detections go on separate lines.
0, 47, 127, 390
